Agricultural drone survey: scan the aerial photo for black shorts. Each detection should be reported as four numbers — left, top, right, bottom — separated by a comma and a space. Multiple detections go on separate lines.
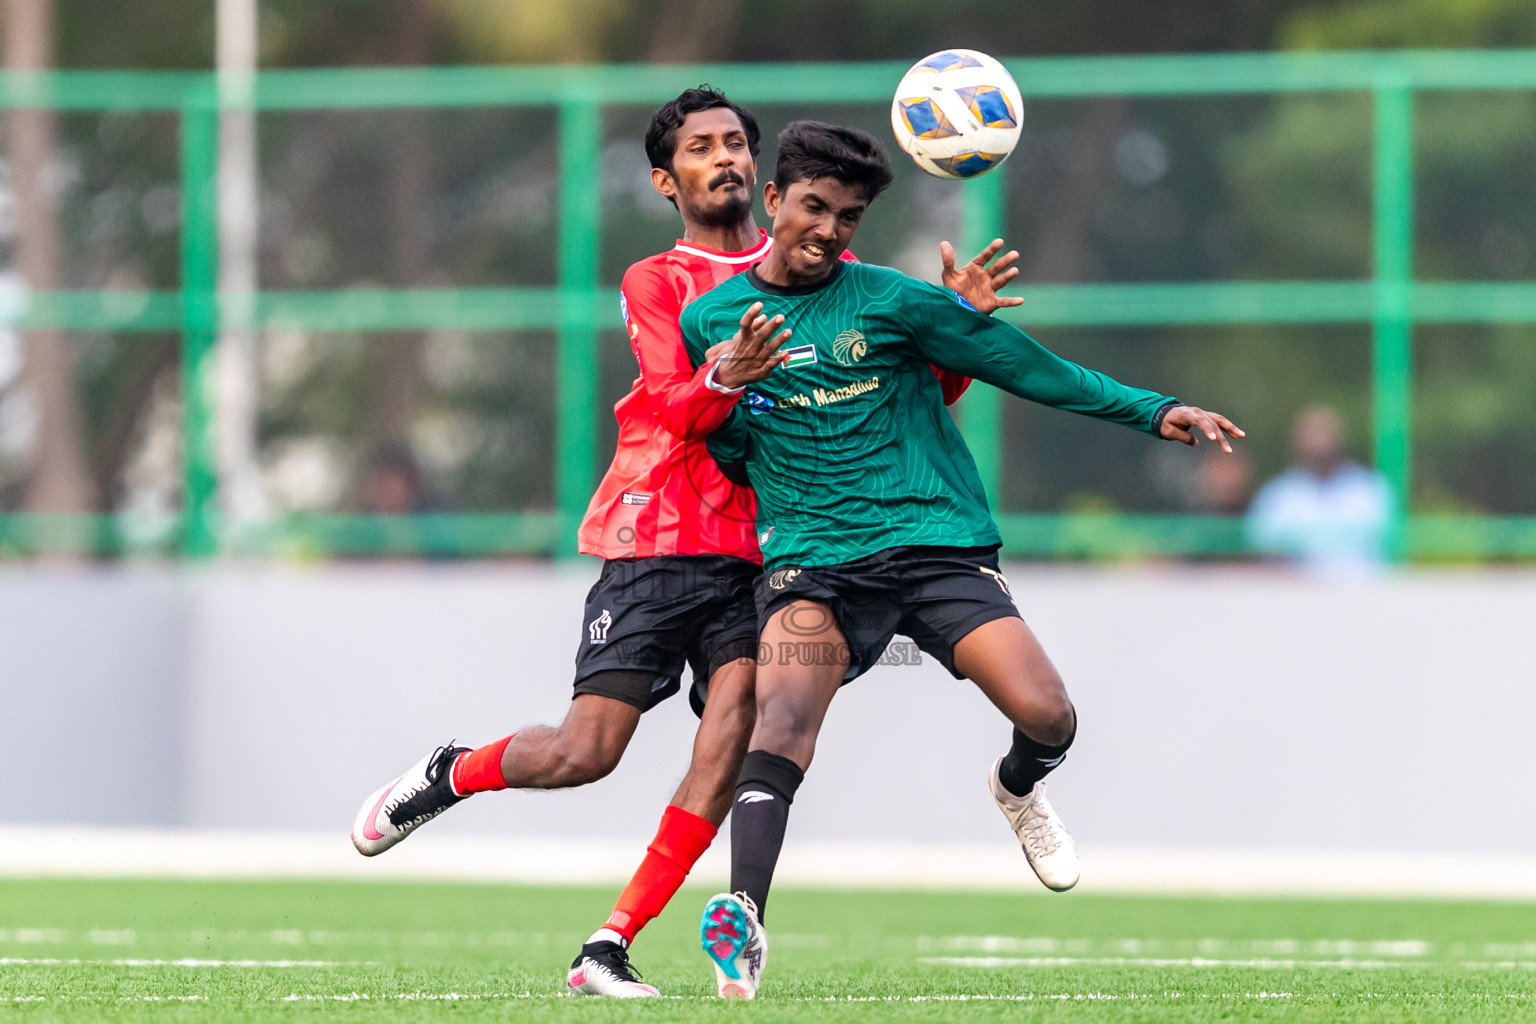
573, 554, 761, 717
754, 545, 1021, 683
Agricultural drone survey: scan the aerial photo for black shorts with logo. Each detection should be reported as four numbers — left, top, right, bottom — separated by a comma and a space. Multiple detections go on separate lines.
754, 545, 1021, 684
573, 554, 761, 717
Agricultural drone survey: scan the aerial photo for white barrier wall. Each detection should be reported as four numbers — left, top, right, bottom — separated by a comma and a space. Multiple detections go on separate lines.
3, 564, 1533, 854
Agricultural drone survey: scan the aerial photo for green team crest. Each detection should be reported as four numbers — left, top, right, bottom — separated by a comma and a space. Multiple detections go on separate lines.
832, 330, 868, 365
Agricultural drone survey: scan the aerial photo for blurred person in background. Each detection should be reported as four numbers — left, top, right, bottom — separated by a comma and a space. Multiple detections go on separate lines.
353, 442, 454, 558
1169, 446, 1253, 564
358, 442, 432, 516
1196, 445, 1253, 516
1246, 405, 1392, 573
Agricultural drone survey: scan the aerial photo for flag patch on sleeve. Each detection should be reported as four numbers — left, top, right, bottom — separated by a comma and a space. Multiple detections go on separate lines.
784, 344, 818, 368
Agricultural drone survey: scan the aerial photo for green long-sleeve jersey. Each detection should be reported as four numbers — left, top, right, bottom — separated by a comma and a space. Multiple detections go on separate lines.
680, 260, 1176, 569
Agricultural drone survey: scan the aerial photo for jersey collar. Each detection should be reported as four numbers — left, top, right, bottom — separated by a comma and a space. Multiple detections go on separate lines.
672, 229, 772, 264
745, 258, 846, 296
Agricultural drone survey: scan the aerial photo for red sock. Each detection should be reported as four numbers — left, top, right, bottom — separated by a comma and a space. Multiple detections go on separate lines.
450, 735, 513, 795
604, 805, 718, 943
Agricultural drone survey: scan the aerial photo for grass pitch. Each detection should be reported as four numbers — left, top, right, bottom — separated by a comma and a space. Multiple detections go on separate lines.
0, 879, 1532, 1022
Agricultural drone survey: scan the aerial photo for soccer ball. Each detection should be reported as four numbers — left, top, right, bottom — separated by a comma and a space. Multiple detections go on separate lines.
890, 49, 1024, 180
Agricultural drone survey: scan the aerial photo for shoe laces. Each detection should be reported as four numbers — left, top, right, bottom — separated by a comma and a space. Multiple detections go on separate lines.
732, 891, 760, 923
384, 742, 462, 827
1017, 786, 1065, 857
424, 741, 459, 783
594, 944, 645, 984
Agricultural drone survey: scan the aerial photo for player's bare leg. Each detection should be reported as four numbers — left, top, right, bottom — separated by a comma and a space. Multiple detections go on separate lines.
669, 657, 757, 823
953, 616, 1074, 746
702, 602, 844, 998
744, 601, 847, 771
570, 658, 756, 998
351, 687, 641, 856
497, 693, 641, 789
953, 616, 1081, 890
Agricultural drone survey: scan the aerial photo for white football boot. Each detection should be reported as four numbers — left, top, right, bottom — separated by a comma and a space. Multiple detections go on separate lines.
989, 757, 1080, 891
567, 938, 660, 998
700, 891, 768, 999
350, 742, 469, 856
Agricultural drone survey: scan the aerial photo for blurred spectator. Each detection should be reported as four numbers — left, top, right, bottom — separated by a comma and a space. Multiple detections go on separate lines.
359, 443, 431, 516
1246, 406, 1393, 572
1196, 446, 1254, 515
351, 443, 458, 560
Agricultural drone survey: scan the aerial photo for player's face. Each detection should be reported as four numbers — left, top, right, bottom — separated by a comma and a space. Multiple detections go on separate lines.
654, 107, 757, 228
762, 177, 867, 283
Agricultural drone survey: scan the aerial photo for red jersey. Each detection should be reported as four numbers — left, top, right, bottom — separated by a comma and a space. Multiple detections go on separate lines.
578, 229, 972, 563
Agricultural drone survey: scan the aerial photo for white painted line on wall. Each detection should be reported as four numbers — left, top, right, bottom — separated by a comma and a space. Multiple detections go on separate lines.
1, 826, 1535, 898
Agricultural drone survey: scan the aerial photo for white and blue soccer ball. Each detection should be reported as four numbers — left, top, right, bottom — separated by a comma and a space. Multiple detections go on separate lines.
890, 49, 1024, 180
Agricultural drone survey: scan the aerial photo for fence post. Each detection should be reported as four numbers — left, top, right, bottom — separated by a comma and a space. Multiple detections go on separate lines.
1372, 75, 1414, 560
180, 80, 220, 557
556, 94, 602, 556
958, 167, 1006, 507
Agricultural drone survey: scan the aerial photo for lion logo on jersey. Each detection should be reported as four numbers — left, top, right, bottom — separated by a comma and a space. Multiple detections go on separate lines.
832, 330, 867, 365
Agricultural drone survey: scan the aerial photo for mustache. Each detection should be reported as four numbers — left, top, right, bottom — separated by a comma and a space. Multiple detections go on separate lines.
708, 169, 746, 190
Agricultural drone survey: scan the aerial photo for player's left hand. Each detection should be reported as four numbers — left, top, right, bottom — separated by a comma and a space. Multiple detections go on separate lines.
941, 238, 1023, 315
1159, 405, 1245, 452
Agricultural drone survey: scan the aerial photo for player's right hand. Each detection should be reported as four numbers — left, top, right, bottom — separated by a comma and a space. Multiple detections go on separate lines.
714, 301, 792, 389
1159, 404, 1245, 452
941, 238, 1022, 315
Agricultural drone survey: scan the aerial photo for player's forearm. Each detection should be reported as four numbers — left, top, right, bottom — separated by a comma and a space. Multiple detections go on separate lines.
648, 363, 741, 439
990, 355, 1173, 433
925, 318, 1172, 433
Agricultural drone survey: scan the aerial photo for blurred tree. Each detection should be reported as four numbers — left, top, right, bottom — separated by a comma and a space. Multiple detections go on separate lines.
363, 0, 439, 476
1214, 0, 1536, 514
56, 0, 210, 68
12, 0, 1535, 530
1018, 100, 1126, 284
5, 0, 93, 516
443, 0, 631, 63
643, 0, 741, 62
1282, 0, 1536, 50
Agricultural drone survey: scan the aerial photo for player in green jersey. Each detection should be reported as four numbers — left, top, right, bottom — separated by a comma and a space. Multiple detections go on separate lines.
682, 121, 1243, 998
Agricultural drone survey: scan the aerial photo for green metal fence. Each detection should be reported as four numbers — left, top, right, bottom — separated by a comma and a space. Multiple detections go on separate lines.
3, 50, 1536, 560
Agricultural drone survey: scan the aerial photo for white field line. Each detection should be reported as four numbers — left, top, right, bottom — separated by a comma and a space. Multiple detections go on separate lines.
4, 827, 1536, 898
6, 929, 1536, 963
6, 953, 1532, 973
919, 936, 1441, 957
0, 957, 351, 967
3, 991, 1532, 1004
922, 956, 1536, 970
274, 991, 1302, 1003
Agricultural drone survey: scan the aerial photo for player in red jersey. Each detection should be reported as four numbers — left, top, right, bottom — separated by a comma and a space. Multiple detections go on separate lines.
349, 87, 1015, 997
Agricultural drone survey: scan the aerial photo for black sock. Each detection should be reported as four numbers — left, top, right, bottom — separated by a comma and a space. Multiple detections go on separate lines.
997, 720, 1076, 798
728, 750, 804, 924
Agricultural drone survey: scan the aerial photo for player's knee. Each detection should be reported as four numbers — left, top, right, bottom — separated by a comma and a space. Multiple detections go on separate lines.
1028, 696, 1076, 748
751, 700, 817, 766
756, 695, 810, 740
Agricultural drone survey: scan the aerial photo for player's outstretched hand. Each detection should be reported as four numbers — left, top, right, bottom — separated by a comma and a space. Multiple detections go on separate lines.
1159, 404, 1245, 452
714, 301, 792, 389
941, 238, 1023, 315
